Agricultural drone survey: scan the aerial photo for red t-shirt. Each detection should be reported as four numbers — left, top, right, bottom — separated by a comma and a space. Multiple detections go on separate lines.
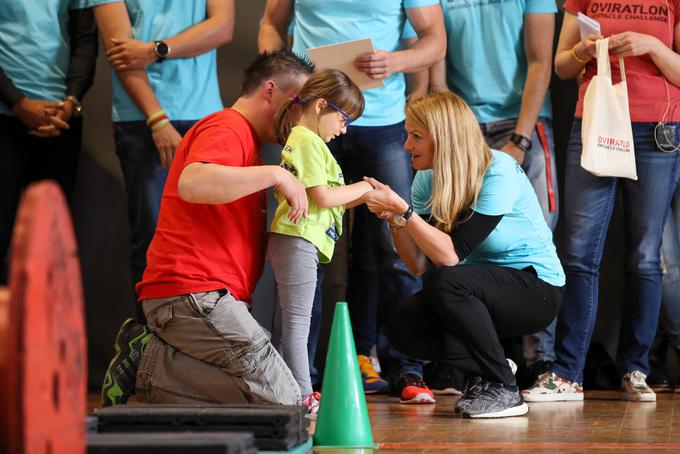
564, 0, 680, 122
136, 109, 266, 303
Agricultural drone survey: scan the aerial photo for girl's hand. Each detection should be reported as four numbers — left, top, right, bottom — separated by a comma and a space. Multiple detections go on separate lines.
363, 176, 407, 214
574, 33, 602, 61
609, 32, 661, 58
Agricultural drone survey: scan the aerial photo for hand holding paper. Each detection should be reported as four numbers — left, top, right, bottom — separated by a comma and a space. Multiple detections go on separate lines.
354, 50, 401, 81
307, 39, 384, 91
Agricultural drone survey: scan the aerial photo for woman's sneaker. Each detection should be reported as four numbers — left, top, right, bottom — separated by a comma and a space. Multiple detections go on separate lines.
302, 391, 321, 417
392, 373, 436, 404
621, 371, 656, 402
522, 372, 584, 402
462, 383, 528, 419
358, 354, 389, 394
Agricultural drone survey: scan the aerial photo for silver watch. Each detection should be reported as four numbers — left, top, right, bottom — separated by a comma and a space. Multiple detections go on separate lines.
65, 95, 82, 116
392, 205, 414, 227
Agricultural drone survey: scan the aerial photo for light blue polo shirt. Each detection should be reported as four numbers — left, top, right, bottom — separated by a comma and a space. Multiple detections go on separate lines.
403, 0, 556, 124
0, 0, 90, 116
411, 151, 564, 286
88, 0, 223, 122
291, 0, 438, 127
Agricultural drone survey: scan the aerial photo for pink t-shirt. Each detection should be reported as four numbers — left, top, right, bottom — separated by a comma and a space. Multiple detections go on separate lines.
564, 0, 680, 122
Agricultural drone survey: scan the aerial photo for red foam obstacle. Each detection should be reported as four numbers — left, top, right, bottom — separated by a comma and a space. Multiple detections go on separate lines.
0, 181, 87, 454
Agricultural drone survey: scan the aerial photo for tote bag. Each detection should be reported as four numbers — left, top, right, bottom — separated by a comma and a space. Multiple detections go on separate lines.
581, 38, 637, 180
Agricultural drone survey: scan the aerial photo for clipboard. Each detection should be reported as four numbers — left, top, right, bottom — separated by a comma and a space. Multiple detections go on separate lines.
307, 38, 384, 91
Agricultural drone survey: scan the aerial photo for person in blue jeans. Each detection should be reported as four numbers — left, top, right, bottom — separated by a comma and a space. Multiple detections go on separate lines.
90, 0, 234, 300
259, 0, 447, 403
402, 0, 560, 389
523, 0, 680, 403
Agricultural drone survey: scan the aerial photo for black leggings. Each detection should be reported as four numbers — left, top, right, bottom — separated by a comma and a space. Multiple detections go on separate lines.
389, 264, 563, 387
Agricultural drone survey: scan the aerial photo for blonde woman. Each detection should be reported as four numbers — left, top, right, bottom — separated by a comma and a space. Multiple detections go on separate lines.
363, 91, 565, 418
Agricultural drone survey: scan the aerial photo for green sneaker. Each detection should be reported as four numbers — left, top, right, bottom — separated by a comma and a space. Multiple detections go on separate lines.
101, 318, 151, 407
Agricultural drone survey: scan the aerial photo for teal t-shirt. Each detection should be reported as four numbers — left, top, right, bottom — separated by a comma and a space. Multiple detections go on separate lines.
404, 0, 556, 123
0, 0, 90, 116
291, 0, 438, 127
270, 126, 346, 264
87, 0, 223, 121
411, 150, 565, 286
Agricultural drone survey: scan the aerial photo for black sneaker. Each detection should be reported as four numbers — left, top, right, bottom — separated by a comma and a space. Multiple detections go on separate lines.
647, 360, 673, 393
391, 373, 436, 404
423, 361, 464, 395
455, 376, 487, 414
462, 382, 528, 419
101, 318, 152, 407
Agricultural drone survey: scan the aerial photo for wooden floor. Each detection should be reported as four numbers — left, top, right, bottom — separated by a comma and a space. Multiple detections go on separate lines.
88, 391, 680, 452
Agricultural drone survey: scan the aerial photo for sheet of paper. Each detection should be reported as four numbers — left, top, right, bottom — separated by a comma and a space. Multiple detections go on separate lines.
577, 12, 601, 40
307, 38, 384, 91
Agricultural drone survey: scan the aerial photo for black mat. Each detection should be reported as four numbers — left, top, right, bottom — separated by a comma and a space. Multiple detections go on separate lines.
88, 432, 257, 454
90, 405, 309, 451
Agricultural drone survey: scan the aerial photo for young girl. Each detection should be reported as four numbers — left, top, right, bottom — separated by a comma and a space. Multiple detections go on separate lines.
267, 69, 372, 415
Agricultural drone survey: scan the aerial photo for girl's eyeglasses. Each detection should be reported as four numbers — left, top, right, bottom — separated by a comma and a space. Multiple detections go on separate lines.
327, 102, 353, 127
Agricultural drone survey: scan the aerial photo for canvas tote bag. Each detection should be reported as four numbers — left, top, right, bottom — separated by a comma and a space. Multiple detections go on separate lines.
581, 37, 637, 180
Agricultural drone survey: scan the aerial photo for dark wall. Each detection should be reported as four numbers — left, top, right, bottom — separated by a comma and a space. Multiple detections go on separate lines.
78, 4, 626, 389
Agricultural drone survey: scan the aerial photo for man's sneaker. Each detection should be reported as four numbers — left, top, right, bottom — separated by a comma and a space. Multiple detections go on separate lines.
392, 373, 436, 404
528, 360, 553, 383
522, 372, 584, 402
423, 361, 463, 395
101, 318, 152, 407
646, 364, 673, 393
358, 355, 389, 394
621, 371, 656, 402
301, 391, 321, 418
462, 382, 528, 419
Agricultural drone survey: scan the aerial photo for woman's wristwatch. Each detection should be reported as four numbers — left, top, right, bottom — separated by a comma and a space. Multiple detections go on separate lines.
390, 205, 414, 231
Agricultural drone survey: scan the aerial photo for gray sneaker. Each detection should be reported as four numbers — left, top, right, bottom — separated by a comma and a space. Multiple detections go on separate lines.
462, 382, 529, 419
455, 376, 486, 414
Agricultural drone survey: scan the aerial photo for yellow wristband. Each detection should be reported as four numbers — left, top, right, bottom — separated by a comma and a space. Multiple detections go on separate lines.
146, 110, 166, 126
150, 118, 170, 131
571, 45, 590, 64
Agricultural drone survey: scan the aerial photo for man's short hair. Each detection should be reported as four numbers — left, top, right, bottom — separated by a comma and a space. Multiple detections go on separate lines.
241, 50, 315, 95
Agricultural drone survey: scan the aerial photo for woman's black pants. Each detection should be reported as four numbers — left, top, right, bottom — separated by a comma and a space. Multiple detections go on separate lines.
389, 264, 563, 387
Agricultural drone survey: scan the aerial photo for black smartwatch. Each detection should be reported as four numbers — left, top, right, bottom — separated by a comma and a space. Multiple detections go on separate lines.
509, 133, 532, 153
392, 205, 414, 228
154, 40, 170, 63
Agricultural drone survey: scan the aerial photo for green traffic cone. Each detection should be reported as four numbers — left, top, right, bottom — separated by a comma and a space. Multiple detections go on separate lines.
313, 302, 374, 448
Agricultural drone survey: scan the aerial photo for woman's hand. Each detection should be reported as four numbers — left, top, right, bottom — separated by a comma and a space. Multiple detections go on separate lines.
609, 32, 661, 58
574, 33, 601, 61
363, 176, 409, 215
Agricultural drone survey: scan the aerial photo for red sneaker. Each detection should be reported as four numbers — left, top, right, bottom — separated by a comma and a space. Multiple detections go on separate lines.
394, 373, 435, 404
301, 391, 321, 417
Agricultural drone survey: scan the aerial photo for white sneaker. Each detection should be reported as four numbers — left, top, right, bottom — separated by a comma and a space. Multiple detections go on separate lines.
621, 371, 656, 402
507, 358, 518, 375
522, 372, 584, 402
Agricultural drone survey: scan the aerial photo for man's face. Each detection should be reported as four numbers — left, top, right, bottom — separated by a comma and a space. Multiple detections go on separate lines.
265, 74, 308, 143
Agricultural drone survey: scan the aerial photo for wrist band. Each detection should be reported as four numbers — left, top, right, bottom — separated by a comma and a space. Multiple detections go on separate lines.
150, 118, 170, 131
148, 114, 169, 129
146, 110, 166, 126
571, 45, 590, 64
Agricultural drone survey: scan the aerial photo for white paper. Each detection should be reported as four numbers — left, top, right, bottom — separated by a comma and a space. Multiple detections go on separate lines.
577, 12, 601, 40
307, 38, 384, 91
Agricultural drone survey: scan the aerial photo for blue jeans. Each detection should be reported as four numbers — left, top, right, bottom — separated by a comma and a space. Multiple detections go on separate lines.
328, 121, 423, 382
480, 117, 559, 364
660, 186, 680, 351
554, 120, 680, 383
114, 120, 196, 287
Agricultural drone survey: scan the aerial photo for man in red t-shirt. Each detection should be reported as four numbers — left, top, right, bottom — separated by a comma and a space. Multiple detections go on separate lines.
101, 50, 314, 407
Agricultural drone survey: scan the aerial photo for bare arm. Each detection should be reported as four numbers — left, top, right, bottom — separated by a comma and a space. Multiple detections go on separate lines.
307, 181, 372, 209
258, 0, 293, 52
179, 162, 308, 222
428, 59, 448, 92
500, 13, 554, 164
355, 4, 446, 80
403, 37, 430, 97
555, 12, 599, 80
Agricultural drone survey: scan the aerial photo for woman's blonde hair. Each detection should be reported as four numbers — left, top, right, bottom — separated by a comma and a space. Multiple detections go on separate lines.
274, 68, 365, 145
405, 91, 492, 233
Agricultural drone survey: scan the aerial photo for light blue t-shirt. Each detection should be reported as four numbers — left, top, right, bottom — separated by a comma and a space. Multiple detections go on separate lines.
87, 0, 223, 122
404, 0, 556, 124
291, 0, 438, 127
411, 151, 565, 286
0, 0, 89, 116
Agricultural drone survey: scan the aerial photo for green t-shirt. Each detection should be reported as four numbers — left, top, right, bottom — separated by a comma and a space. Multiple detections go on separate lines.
271, 126, 345, 263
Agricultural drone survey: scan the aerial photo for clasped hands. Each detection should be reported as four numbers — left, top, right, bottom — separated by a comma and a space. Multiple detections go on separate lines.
362, 176, 408, 223
13, 97, 74, 138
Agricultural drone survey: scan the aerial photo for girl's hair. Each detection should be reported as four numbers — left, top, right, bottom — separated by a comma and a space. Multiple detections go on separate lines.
275, 68, 365, 145
405, 91, 492, 233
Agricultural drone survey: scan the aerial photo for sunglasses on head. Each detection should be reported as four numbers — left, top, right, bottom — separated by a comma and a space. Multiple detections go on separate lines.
327, 101, 353, 127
